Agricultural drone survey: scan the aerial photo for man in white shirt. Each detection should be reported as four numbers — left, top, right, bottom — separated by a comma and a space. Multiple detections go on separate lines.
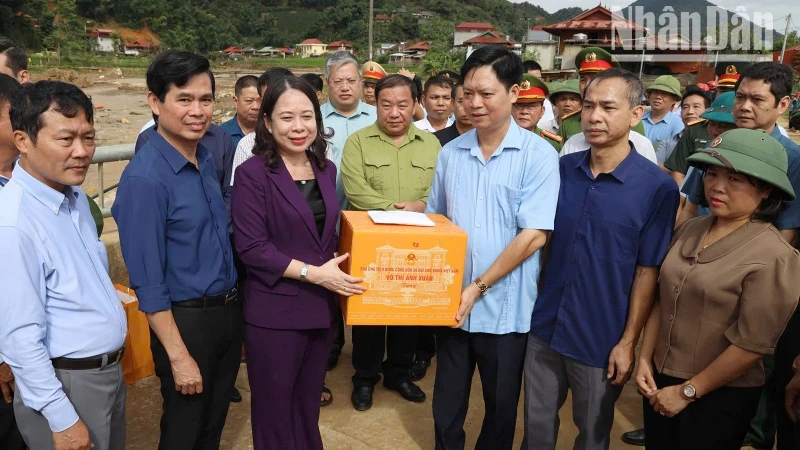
560, 129, 657, 164
413, 74, 455, 132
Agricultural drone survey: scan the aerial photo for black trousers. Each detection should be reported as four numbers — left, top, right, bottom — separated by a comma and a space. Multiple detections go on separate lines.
0, 396, 25, 450
351, 325, 418, 387
416, 326, 436, 362
775, 309, 800, 450
432, 328, 527, 450
643, 371, 761, 450
151, 302, 244, 450
331, 301, 345, 356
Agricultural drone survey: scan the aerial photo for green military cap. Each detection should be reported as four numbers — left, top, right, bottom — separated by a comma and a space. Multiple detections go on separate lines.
436, 69, 461, 82
516, 74, 549, 104
646, 75, 681, 98
574, 47, 619, 74
548, 79, 581, 103
700, 92, 735, 124
716, 61, 752, 88
688, 128, 795, 200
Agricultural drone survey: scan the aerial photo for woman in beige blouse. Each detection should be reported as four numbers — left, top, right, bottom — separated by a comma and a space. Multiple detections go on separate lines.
636, 128, 800, 449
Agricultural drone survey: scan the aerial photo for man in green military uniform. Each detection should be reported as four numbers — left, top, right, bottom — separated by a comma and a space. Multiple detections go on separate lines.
663, 92, 736, 186
715, 61, 751, 95
558, 47, 645, 143
511, 74, 561, 151
539, 80, 581, 151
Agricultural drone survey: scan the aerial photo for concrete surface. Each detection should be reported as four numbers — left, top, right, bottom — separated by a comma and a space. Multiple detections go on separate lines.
125, 327, 646, 449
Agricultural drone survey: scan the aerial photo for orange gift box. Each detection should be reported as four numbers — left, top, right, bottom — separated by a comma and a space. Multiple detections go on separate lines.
115, 285, 155, 385
338, 211, 468, 326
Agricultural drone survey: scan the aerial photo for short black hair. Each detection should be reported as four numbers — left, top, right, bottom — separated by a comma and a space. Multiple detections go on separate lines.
735, 62, 793, 107
299, 73, 323, 93
258, 67, 295, 96
10, 81, 94, 145
146, 51, 214, 122
523, 60, 542, 73
375, 74, 418, 103
584, 68, 644, 109
0, 39, 28, 76
424, 74, 454, 94
682, 85, 711, 109
0, 73, 21, 108
451, 82, 463, 98
234, 75, 259, 96
461, 46, 523, 91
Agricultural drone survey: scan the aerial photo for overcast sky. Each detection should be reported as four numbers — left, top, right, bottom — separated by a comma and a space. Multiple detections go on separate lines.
527, 1, 797, 32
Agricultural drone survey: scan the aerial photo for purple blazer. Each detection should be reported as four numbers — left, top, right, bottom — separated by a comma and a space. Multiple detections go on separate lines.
231, 154, 340, 330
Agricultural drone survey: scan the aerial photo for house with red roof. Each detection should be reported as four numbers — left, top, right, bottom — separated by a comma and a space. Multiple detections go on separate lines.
327, 40, 354, 54
297, 38, 327, 58
453, 22, 497, 46
90, 28, 116, 53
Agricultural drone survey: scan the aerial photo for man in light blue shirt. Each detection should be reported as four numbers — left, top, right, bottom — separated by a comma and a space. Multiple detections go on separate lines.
425, 47, 560, 450
0, 81, 127, 450
643, 75, 685, 146
320, 51, 377, 369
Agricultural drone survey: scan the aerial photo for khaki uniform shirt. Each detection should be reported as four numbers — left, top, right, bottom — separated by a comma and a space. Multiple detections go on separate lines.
341, 122, 441, 211
654, 216, 800, 387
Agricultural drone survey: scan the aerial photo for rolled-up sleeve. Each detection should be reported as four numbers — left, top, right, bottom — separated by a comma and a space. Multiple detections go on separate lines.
0, 228, 79, 432
516, 146, 559, 230
725, 252, 800, 354
231, 165, 293, 287
111, 176, 171, 313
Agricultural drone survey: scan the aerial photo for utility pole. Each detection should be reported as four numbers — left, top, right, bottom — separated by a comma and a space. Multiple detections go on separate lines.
779, 14, 791, 63
368, 0, 374, 61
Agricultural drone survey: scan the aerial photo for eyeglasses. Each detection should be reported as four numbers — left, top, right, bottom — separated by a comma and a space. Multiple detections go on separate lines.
329, 78, 360, 89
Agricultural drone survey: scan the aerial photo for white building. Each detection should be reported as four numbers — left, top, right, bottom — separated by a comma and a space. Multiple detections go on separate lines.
453, 22, 497, 47
91, 29, 116, 53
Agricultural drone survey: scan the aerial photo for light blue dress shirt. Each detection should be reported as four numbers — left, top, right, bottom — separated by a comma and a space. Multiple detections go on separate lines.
643, 110, 684, 146
0, 157, 12, 366
425, 121, 560, 334
321, 100, 377, 210
0, 164, 127, 433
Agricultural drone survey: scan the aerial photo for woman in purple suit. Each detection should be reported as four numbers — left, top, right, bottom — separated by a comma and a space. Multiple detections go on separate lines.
231, 76, 365, 450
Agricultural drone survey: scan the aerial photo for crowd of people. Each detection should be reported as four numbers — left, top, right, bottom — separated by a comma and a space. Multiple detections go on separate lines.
2, 36, 800, 450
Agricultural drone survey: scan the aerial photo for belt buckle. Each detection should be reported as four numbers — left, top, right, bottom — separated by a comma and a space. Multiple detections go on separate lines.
224, 289, 238, 306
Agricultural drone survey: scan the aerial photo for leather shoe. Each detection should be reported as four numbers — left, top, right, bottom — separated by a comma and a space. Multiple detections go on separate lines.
230, 387, 242, 403
384, 381, 426, 403
621, 428, 645, 446
351, 386, 373, 411
410, 359, 431, 381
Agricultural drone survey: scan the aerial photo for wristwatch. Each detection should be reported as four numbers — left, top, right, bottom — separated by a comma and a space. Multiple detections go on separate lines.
682, 382, 699, 401
299, 264, 309, 283
474, 277, 491, 295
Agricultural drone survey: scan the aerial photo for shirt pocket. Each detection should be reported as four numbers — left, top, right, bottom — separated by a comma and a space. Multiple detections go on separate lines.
409, 153, 436, 194
594, 219, 639, 263
364, 153, 392, 193
493, 184, 522, 230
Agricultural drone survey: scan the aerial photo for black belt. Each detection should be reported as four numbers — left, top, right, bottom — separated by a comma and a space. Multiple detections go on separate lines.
52, 347, 125, 370
173, 287, 239, 309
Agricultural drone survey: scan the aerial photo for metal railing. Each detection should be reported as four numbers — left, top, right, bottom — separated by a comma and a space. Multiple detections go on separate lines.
91, 143, 135, 217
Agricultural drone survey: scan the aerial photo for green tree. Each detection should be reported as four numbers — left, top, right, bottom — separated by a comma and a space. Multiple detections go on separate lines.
419, 17, 462, 76
44, 0, 86, 61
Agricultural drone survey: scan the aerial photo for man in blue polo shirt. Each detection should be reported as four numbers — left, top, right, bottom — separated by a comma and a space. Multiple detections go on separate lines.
642, 75, 684, 147
220, 75, 260, 150
426, 46, 560, 450
524, 68, 679, 449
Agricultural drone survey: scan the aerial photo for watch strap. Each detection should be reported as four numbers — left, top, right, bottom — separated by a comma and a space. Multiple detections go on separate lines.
299, 264, 309, 283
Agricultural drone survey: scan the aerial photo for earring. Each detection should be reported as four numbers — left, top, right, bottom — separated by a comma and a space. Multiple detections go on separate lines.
268, 128, 272, 133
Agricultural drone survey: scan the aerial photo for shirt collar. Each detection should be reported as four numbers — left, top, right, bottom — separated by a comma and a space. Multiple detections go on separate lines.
0, 156, 17, 186
457, 120, 525, 160
227, 116, 245, 137
644, 110, 674, 125
680, 216, 773, 263
149, 131, 212, 174
576, 141, 639, 183
10, 163, 80, 214
364, 122, 424, 145
322, 100, 370, 119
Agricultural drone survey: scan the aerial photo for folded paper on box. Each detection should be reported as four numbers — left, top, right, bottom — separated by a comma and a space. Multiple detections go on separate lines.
338, 211, 468, 326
